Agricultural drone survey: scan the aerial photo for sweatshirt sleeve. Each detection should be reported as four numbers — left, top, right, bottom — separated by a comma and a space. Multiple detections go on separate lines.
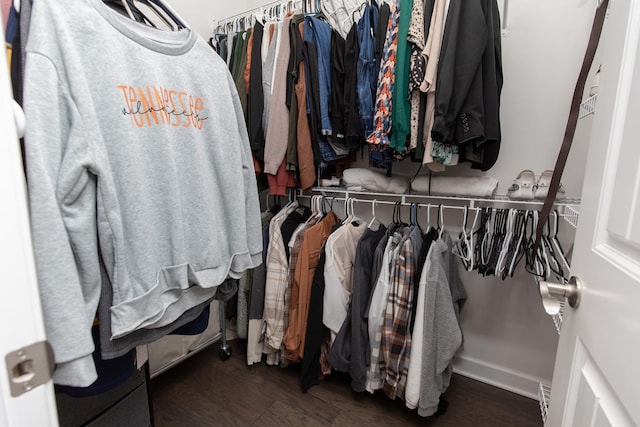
23, 53, 101, 387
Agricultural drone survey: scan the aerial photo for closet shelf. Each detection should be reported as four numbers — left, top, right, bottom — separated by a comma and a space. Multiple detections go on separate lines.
538, 382, 552, 426
579, 94, 597, 118
308, 187, 581, 228
562, 204, 580, 229
553, 300, 565, 335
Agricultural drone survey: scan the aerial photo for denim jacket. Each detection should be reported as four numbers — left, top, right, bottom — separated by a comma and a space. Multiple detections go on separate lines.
357, 2, 379, 138
304, 16, 332, 136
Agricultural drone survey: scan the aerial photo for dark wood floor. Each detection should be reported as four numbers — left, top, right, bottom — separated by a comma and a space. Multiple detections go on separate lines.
149, 340, 542, 426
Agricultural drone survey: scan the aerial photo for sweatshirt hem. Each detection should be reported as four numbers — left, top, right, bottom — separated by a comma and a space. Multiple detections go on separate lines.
110, 251, 261, 338
417, 402, 439, 417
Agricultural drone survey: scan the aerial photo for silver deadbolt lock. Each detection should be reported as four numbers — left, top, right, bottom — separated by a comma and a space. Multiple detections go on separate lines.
539, 276, 582, 316
5, 341, 54, 397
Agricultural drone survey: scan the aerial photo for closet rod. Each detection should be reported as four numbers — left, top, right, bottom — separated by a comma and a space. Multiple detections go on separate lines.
305, 187, 581, 229
213, 0, 305, 32
298, 194, 482, 213
309, 187, 581, 208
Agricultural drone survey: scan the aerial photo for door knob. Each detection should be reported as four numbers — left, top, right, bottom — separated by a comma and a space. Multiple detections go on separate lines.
539, 276, 582, 315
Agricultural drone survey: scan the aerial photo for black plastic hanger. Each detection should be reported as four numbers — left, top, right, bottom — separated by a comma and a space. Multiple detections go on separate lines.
145, 0, 186, 29
103, 0, 186, 30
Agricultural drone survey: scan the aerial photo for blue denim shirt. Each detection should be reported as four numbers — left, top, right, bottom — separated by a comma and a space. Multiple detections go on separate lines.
357, 3, 379, 137
304, 16, 332, 136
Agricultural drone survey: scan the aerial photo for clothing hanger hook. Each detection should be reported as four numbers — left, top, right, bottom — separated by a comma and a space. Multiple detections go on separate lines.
462, 205, 469, 232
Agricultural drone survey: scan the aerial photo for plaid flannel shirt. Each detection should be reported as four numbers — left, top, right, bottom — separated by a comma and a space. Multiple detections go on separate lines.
381, 230, 417, 400
263, 202, 299, 358
367, 232, 402, 393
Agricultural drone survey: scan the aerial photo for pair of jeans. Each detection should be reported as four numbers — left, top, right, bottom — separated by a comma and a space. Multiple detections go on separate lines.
357, 2, 379, 138
304, 16, 332, 136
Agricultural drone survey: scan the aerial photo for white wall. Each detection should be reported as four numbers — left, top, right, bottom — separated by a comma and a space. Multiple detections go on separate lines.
168, 1, 263, 39
169, 0, 599, 398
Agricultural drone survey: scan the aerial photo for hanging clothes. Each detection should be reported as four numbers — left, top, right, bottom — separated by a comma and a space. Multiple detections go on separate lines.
23, 0, 262, 387
231, 29, 250, 116
320, 0, 364, 39
263, 202, 300, 364
247, 210, 276, 365
300, 245, 329, 392
366, 231, 403, 393
405, 231, 467, 417
343, 23, 362, 148
305, 16, 333, 137
322, 219, 368, 342
283, 212, 320, 361
248, 21, 266, 165
356, 2, 380, 139
389, 0, 414, 156
420, 0, 448, 171
380, 226, 423, 400
366, 0, 399, 150
286, 15, 305, 173
264, 17, 293, 176
304, 20, 342, 163
407, 0, 426, 153
329, 29, 346, 146
285, 211, 338, 361
431, 0, 503, 171
262, 23, 279, 137
328, 224, 387, 392
294, 20, 317, 190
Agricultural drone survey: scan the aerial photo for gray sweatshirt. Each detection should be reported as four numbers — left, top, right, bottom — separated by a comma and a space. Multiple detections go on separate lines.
24, 0, 262, 386
416, 233, 466, 417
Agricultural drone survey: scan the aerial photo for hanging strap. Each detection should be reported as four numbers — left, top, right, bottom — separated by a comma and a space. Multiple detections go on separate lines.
532, 0, 609, 257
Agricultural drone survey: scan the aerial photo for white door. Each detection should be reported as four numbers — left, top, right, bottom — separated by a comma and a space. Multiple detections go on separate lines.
547, 0, 640, 425
0, 32, 59, 426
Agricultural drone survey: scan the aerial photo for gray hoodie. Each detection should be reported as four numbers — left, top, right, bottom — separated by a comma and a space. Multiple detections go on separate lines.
24, 0, 262, 387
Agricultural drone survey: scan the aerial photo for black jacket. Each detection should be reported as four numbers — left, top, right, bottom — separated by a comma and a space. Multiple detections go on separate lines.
431, 0, 503, 171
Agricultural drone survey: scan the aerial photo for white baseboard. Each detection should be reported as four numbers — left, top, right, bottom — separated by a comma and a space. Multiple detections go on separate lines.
453, 354, 549, 400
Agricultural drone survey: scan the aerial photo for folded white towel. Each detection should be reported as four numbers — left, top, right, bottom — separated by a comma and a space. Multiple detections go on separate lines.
411, 175, 499, 198
342, 168, 410, 194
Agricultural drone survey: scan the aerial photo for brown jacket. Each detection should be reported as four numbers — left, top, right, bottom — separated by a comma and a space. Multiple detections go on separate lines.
284, 212, 338, 361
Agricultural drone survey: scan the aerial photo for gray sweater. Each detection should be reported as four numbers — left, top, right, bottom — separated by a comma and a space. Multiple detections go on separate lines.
24, 0, 262, 386
416, 233, 467, 417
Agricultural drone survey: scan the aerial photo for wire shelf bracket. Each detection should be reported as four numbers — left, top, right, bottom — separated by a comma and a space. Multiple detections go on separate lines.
539, 382, 552, 426
579, 94, 597, 118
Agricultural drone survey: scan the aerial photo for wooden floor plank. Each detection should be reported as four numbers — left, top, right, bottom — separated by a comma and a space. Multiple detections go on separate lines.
149, 340, 542, 426
253, 400, 329, 427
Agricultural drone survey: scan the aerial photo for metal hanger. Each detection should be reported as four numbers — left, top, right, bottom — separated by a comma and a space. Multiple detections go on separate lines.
437, 204, 444, 238
368, 199, 382, 230
454, 206, 474, 271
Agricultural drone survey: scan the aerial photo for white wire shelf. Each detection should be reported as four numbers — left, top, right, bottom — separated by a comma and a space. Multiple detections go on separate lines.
579, 94, 597, 118
553, 300, 565, 335
539, 382, 552, 426
533, 274, 566, 335
308, 187, 581, 228
560, 204, 580, 229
